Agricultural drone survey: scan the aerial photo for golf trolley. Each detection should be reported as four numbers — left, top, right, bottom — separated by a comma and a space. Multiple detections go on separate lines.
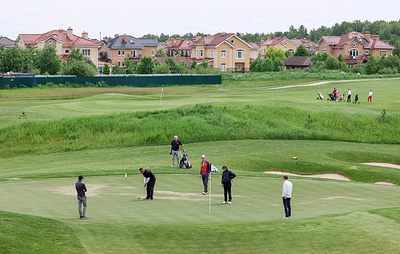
179, 150, 192, 168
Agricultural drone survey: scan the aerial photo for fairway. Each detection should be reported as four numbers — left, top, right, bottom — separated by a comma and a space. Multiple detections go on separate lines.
1, 77, 400, 253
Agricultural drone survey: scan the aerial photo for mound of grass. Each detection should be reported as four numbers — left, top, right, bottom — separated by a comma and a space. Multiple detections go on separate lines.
0, 104, 398, 158
0, 211, 85, 254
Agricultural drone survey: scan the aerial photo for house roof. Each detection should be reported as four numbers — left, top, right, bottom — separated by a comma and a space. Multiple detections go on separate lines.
249, 42, 259, 50
259, 37, 289, 47
105, 35, 158, 49
0, 36, 16, 48
19, 29, 100, 47
318, 32, 394, 50
154, 57, 193, 68
364, 39, 395, 49
193, 33, 251, 48
168, 38, 194, 50
283, 56, 311, 67
318, 36, 341, 45
291, 38, 316, 48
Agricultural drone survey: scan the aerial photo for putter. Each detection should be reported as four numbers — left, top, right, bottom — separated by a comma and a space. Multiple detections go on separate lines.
138, 186, 145, 200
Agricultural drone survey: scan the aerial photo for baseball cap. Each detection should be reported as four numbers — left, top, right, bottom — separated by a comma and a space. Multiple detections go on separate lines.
78, 175, 84, 180
201, 155, 206, 158
221, 165, 228, 169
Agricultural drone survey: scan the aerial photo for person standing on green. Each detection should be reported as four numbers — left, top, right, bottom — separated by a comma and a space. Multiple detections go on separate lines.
75, 175, 88, 219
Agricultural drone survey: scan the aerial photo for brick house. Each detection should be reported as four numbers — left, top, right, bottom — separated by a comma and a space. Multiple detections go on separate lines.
165, 38, 194, 57
316, 31, 395, 67
258, 37, 298, 56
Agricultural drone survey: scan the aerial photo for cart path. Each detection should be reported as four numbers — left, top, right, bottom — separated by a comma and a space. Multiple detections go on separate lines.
268, 78, 400, 90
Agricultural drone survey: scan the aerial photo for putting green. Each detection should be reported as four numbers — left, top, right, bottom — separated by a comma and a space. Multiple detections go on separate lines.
1, 174, 399, 226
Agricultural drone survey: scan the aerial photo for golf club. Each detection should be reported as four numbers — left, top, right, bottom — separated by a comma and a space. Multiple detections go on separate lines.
138, 186, 145, 200
291, 157, 323, 166
219, 186, 223, 204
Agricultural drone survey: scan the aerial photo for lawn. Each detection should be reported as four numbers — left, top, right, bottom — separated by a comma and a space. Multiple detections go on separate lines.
1, 77, 400, 253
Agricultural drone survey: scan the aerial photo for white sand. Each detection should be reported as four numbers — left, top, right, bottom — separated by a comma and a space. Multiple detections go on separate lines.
263, 171, 351, 181
361, 162, 400, 169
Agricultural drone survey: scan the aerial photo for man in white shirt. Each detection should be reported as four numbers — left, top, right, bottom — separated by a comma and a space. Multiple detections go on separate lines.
282, 175, 293, 219
347, 89, 352, 103
368, 89, 373, 103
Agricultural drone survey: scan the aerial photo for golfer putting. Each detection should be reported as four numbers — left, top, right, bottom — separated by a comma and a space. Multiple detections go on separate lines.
139, 168, 156, 200
221, 165, 236, 204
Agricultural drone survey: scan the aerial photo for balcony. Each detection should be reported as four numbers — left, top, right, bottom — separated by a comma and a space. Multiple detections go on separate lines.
345, 55, 368, 63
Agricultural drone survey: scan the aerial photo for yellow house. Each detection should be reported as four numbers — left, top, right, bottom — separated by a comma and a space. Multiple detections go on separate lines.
316, 31, 395, 67
16, 27, 101, 68
258, 37, 298, 57
191, 33, 252, 72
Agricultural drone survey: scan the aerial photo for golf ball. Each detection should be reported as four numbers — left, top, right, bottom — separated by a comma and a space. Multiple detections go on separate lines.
248, 204, 250, 206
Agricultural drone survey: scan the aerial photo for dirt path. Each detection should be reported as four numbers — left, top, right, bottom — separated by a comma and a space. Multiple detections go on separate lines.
268, 78, 400, 90
263, 171, 351, 181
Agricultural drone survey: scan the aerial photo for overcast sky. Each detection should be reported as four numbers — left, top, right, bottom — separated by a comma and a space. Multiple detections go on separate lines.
1, 0, 399, 40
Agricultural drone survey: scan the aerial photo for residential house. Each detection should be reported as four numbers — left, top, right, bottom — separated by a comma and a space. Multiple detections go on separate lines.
291, 38, 317, 54
0, 36, 15, 48
16, 27, 101, 68
316, 31, 395, 67
165, 38, 193, 57
249, 43, 259, 62
258, 37, 298, 56
191, 33, 252, 72
101, 34, 158, 67
283, 56, 312, 70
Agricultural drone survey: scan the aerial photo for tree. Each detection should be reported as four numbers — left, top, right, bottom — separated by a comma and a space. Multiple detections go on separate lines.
153, 61, 171, 74
3, 46, 30, 73
190, 60, 197, 69
111, 65, 124, 74
338, 54, 344, 62
34, 46, 61, 75
124, 58, 136, 74
264, 47, 286, 60
102, 63, 110, 74
293, 45, 310, 57
250, 58, 262, 72
99, 51, 111, 62
155, 49, 166, 57
61, 48, 97, 76
136, 56, 154, 74
393, 40, 400, 57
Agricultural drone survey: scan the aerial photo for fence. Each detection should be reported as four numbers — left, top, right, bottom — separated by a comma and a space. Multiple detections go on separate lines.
0, 74, 222, 89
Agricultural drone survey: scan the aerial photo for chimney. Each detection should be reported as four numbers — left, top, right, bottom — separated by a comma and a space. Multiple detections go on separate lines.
67, 27, 73, 40
81, 31, 88, 39
114, 34, 119, 38
195, 35, 202, 41
123, 34, 127, 43
260, 38, 264, 44
364, 31, 371, 41
267, 36, 271, 41
103, 37, 108, 43
373, 35, 379, 40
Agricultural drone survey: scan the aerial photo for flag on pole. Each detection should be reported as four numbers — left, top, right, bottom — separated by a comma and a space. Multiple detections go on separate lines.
160, 87, 163, 105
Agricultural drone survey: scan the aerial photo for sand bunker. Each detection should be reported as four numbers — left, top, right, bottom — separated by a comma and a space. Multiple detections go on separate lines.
361, 162, 400, 169
263, 171, 351, 181
320, 196, 364, 201
373, 181, 396, 186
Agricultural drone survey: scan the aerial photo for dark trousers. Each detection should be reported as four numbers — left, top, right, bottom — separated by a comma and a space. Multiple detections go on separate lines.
223, 182, 232, 202
347, 94, 351, 103
283, 197, 291, 217
202, 173, 209, 193
146, 180, 156, 199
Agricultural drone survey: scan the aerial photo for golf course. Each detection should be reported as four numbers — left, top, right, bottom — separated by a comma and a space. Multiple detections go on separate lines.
1, 74, 400, 253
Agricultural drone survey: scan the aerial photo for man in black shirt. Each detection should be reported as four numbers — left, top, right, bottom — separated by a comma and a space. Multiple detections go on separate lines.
221, 165, 236, 204
75, 175, 88, 219
139, 168, 156, 200
170, 135, 183, 167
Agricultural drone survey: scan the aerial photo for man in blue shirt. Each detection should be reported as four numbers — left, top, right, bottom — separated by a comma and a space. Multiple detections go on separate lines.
75, 175, 88, 219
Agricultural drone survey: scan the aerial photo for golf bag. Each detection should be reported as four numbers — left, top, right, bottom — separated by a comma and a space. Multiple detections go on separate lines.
327, 93, 336, 101
317, 92, 324, 100
339, 92, 345, 101
179, 150, 192, 168
354, 93, 360, 104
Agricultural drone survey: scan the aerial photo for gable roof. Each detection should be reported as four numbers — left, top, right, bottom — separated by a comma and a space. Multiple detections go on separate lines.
317, 36, 341, 46
106, 35, 158, 49
259, 37, 290, 47
193, 33, 251, 48
283, 56, 311, 67
168, 38, 194, 50
317, 32, 395, 50
249, 42, 259, 50
291, 38, 317, 48
19, 29, 100, 48
0, 36, 15, 48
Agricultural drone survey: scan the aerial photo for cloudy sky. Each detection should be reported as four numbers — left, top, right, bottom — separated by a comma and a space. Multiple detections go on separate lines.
1, 0, 399, 40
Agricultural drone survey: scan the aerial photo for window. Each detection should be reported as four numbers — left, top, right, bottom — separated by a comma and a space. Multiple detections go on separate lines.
235, 50, 245, 59
353, 43, 356, 47
380, 50, 387, 56
152, 49, 155, 56
288, 49, 294, 54
350, 49, 359, 57
322, 49, 327, 53
348, 64, 354, 68
365, 50, 369, 55
221, 63, 226, 71
221, 50, 226, 58
200, 50, 203, 57
263, 49, 266, 53
118, 61, 121, 67
118, 50, 121, 56
132, 50, 137, 57
82, 49, 90, 56
49, 40, 52, 44
65, 49, 70, 54
231, 39, 234, 44
122, 50, 125, 56
122, 61, 125, 67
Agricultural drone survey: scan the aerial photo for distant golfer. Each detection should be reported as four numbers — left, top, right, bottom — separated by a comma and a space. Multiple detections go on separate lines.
139, 168, 156, 200
200, 155, 211, 195
170, 135, 183, 167
282, 175, 293, 219
368, 89, 373, 103
347, 88, 351, 103
221, 165, 236, 204
75, 175, 88, 219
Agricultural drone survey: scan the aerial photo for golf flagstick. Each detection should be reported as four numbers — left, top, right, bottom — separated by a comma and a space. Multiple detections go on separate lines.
209, 172, 212, 214
160, 87, 163, 105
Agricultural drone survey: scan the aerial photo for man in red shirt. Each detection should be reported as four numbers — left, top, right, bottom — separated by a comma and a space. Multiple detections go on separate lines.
200, 155, 211, 195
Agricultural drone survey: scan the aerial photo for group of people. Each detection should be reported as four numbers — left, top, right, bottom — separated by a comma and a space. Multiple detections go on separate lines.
74, 135, 293, 220
331, 88, 373, 103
